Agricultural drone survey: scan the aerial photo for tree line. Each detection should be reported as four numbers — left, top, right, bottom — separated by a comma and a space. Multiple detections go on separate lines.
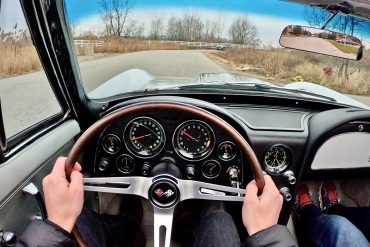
95, 0, 260, 45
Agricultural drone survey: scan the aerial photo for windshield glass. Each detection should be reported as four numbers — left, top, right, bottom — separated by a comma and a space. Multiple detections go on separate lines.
65, 0, 370, 107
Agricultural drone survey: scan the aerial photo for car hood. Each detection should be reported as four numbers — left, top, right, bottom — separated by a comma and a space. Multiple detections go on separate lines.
88, 68, 369, 109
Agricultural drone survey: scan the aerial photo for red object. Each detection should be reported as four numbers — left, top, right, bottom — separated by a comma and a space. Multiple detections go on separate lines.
181, 130, 196, 140
154, 188, 164, 197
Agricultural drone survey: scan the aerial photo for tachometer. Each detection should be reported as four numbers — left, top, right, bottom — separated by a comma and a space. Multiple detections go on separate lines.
124, 117, 166, 158
173, 120, 215, 160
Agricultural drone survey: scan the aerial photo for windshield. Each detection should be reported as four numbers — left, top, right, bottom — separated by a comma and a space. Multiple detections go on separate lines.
65, 0, 370, 107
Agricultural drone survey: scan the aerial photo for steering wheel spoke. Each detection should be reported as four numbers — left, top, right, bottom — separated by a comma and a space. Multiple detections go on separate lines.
179, 180, 245, 202
153, 207, 174, 247
83, 176, 152, 199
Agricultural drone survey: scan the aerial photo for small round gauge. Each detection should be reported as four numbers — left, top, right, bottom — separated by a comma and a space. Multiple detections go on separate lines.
173, 120, 215, 160
102, 134, 121, 154
116, 154, 135, 174
201, 160, 221, 179
124, 117, 166, 158
263, 145, 291, 174
218, 141, 237, 161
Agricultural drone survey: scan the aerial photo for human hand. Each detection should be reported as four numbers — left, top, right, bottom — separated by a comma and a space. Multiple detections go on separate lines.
42, 157, 84, 232
242, 175, 283, 236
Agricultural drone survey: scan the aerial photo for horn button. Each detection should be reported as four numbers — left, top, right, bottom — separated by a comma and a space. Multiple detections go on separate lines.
149, 178, 180, 208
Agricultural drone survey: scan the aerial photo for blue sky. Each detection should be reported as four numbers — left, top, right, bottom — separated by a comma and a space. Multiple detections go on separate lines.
65, 0, 307, 22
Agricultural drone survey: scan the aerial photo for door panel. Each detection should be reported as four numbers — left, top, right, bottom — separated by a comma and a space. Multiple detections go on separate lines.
0, 120, 80, 242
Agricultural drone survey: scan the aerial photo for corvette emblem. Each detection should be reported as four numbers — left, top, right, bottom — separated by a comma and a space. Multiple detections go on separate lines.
154, 188, 164, 197
164, 189, 174, 198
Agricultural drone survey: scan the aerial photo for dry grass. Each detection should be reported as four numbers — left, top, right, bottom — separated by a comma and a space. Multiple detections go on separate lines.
214, 48, 370, 95
0, 29, 42, 78
75, 37, 183, 56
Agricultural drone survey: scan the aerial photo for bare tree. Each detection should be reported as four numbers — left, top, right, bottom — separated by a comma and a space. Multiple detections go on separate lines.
100, 0, 135, 36
167, 16, 184, 40
124, 18, 144, 38
229, 16, 259, 45
182, 11, 203, 41
149, 16, 164, 40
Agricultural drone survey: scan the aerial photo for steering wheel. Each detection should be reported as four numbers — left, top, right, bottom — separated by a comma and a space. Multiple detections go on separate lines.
65, 102, 265, 247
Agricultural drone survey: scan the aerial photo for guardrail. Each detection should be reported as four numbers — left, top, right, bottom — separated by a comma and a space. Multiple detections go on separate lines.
146, 40, 252, 49
73, 39, 256, 49
73, 40, 105, 47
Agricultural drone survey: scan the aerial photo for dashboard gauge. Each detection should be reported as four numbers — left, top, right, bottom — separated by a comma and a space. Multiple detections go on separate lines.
117, 154, 135, 174
201, 160, 221, 179
173, 120, 215, 160
124, 117, 166, 158
218, 141, 237, 161
263, 145, 291, 174
102, 134, 121, 154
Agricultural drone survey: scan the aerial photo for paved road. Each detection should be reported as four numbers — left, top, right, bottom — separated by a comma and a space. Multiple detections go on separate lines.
0, 49, 369, 138
0, 50, 226, 137
280, 36, 357, 60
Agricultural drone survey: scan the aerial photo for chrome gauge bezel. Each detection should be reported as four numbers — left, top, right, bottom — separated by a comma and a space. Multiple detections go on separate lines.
123, 116, 166, 159
263, 144, 292, 174
116, 154, 135, 174
217, 141, 237, 161
172, 119, 215, 161
102, 134, 121, 154
201, 160, 221, 179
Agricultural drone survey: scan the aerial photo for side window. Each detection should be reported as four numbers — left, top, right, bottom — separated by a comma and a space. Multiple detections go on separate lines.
0, 0, 62, 139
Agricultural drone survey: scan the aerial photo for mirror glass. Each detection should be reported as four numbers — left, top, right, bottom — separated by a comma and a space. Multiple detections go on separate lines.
280, 25, 362, 60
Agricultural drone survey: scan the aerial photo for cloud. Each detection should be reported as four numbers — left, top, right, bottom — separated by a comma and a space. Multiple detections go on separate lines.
73, 7, 306, 46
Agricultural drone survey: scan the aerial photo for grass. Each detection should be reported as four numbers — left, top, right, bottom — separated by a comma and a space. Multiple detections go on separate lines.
213, 48, 370, 95
0, 29, 42, 78
75, 37, 183, 56
328, 40, 359, 54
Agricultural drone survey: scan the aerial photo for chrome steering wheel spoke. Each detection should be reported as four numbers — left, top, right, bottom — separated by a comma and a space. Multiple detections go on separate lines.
153, 207, 175, 247
179, 180, 245, 202
83, 176, 152, 199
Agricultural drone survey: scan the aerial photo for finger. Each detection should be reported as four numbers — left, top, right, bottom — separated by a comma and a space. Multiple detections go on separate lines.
73, 163, 82, 172
260, 175, 279, 196
51, 157, 67, 177
244, 180, 259, 203
69, 170, 83, 192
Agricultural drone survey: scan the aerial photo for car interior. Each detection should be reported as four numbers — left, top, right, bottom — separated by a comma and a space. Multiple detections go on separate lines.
0, 0, 370, 247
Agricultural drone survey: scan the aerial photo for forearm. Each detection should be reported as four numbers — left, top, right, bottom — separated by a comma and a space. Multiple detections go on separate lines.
16, 220, 76, 247
243, 224, 297, 247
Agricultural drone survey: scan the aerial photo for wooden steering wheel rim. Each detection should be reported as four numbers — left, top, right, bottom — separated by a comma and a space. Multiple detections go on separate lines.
65, 101, 265, 247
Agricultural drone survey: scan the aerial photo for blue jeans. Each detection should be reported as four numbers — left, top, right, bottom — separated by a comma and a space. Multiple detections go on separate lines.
76, 208, 240, 247
300, 205, 370, 247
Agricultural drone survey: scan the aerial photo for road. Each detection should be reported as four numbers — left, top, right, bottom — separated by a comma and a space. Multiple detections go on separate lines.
280, 36, 357, 60
0, 49, 369, 138
0, 50, 227, 137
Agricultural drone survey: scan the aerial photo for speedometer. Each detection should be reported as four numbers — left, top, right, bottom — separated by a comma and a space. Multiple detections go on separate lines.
124, 117, 166, 158
173, 120, 215, 160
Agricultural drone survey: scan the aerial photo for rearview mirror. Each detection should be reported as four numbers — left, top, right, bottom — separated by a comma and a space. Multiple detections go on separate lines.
280, 25, 363, 60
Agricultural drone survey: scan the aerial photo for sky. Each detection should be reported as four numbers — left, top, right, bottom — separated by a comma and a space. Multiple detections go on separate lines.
64, 0, 309, 45
1, 0, 370, 46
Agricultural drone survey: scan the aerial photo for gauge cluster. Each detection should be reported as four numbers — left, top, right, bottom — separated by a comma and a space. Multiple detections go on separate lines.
94, 113, 244, 186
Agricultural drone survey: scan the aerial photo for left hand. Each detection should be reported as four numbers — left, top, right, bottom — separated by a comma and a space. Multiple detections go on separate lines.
42, 157, 84, 232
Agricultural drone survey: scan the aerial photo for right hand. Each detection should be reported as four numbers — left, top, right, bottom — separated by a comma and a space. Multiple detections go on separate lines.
242, 175, 283, 236
42, 157, 84, 232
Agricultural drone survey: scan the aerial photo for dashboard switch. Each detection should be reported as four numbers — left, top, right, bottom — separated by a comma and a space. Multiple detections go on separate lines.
98, 160, 109, 172
228, 167, 239, 187
279, 187, 292, 202
283, 170, 296, 185
142, 162, 151, 176
185, 165, 195, 179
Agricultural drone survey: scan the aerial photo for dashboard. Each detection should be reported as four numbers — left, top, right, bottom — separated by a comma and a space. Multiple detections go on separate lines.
93, 110, 247, 187
88, 95, 370, 223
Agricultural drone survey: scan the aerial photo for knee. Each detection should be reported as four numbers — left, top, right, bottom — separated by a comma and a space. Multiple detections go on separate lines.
203, 210, 233, 224
324, 215, 355, 235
